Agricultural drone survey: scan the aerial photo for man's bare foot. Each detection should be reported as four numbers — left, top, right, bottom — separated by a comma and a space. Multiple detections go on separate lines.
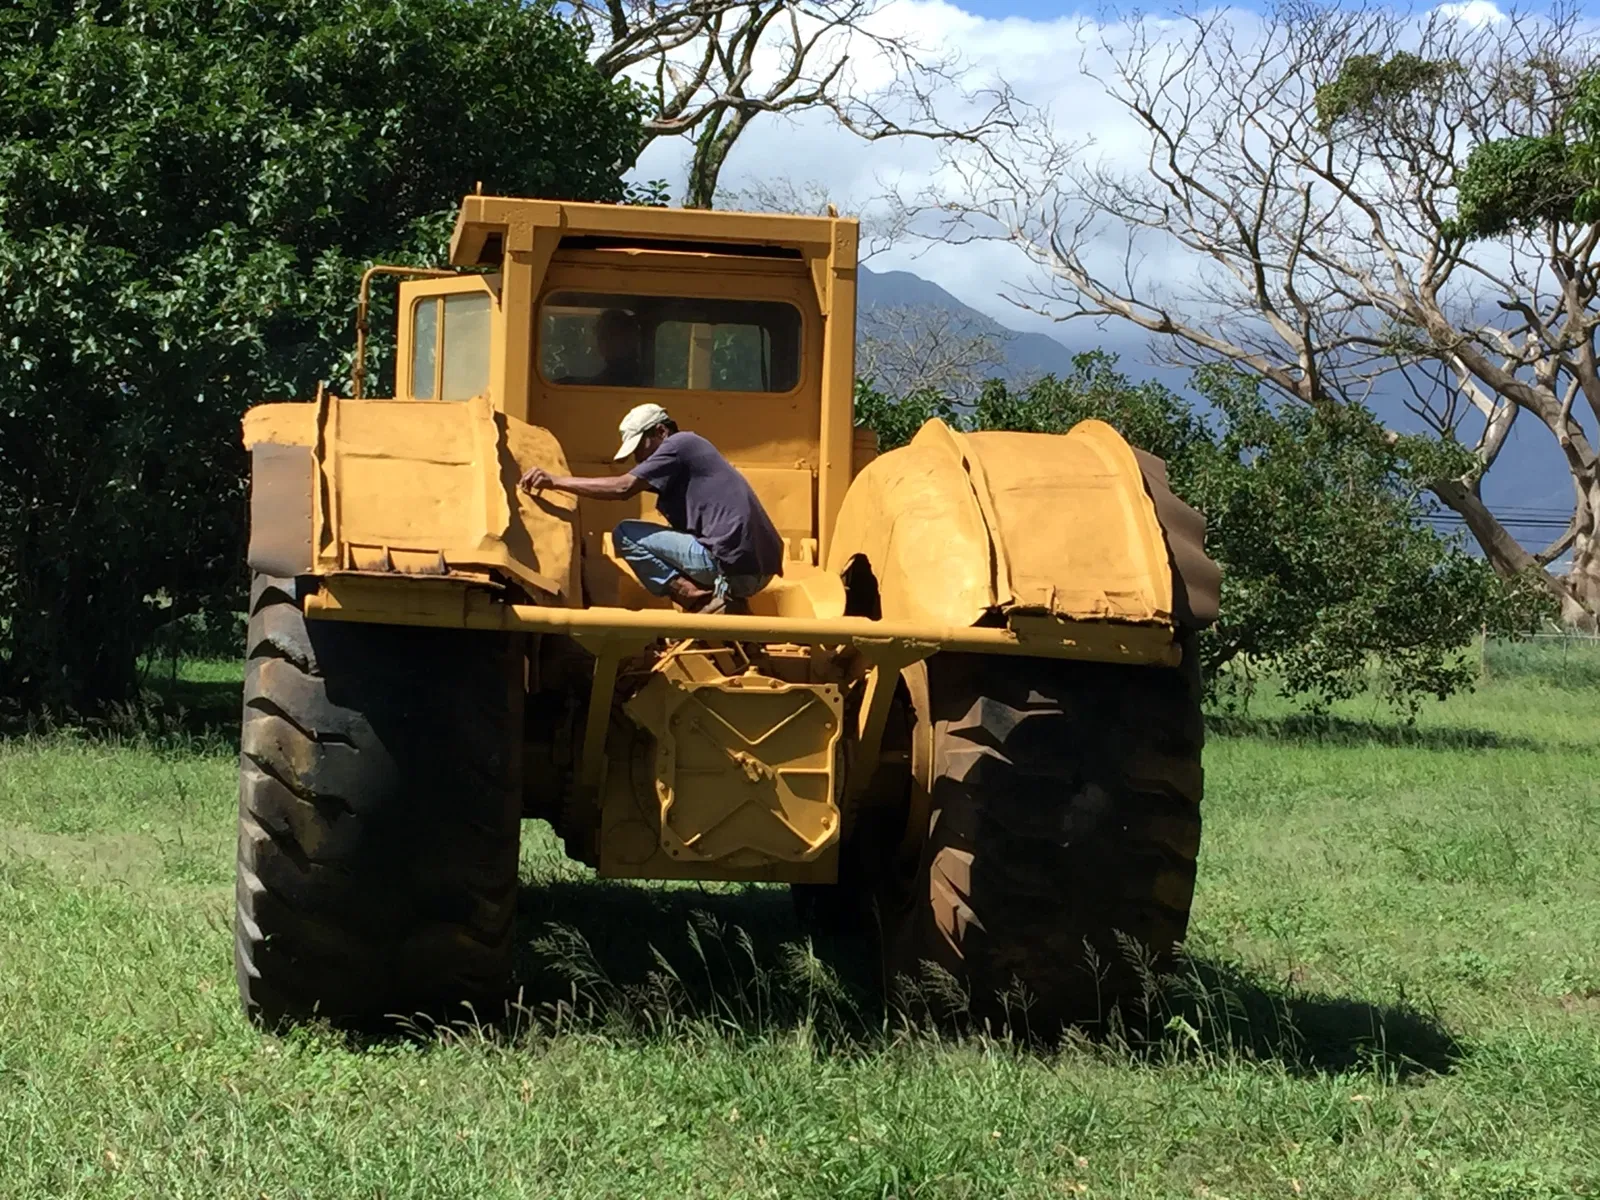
665, 575, 714, 611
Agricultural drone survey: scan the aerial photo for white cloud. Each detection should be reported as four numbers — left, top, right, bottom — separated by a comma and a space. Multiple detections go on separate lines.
628, 0, 1150, 336
1434, 1, 1507, 27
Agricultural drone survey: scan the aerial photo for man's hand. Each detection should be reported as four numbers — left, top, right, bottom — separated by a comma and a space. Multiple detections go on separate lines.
517, 467, 647, 501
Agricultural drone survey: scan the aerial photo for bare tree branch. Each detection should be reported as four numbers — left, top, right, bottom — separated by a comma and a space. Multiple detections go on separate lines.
857, 305, 1012, 400
721, 175, 904, 258
904, 2, 1600, 626
569, 0, 1021, 207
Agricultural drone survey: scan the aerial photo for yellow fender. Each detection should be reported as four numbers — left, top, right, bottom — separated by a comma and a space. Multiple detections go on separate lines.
241, 395, 582, 605
826, 418, 1218, 630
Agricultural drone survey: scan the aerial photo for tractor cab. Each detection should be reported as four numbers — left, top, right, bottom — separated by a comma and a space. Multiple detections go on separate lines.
386, 197, 865, 611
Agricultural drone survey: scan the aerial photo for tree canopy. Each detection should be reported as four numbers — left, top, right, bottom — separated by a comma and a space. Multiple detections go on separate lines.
857, 354, 1542, 711
0, 0, 643, 714
1446, 69, 1600, 239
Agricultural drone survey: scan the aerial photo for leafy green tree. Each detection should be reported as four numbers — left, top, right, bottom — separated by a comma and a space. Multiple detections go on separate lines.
1449, 71, 1600, 239
0, 0, 643, 714
858, 353, 1543, 711
853, 379, 961, 453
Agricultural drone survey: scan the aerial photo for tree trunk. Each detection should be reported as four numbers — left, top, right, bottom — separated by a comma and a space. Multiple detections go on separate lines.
1431, 475, 1600, 629
684, 108, 752, 210
1565, 476, 1600, 633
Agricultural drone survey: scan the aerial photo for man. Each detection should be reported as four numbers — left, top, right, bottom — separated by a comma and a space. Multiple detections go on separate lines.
559, 309, 643, 386
518, 403, 783, 614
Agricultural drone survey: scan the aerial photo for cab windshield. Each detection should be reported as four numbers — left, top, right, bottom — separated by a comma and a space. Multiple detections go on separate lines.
538, 291, 801, 392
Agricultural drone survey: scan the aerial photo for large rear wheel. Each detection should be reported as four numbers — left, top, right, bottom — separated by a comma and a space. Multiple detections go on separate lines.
882, 648, 1203, 1032
235, 575, 524, 1028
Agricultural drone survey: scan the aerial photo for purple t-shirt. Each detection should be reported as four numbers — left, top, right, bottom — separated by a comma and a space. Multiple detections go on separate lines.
629, 432, 783, 578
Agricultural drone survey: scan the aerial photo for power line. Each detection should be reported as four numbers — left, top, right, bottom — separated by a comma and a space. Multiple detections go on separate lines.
1417, 503, 1573, 530
1425, 515, 1572, 530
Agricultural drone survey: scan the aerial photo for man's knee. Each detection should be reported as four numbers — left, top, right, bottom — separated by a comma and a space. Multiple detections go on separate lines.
612, 519, 652, 552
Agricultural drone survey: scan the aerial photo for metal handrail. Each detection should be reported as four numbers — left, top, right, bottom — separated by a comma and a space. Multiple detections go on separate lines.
351, 265, 457, 398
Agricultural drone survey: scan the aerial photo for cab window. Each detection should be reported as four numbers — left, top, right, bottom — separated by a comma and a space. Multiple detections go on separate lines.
410, 292, 491, 400
538, 291, 801, 392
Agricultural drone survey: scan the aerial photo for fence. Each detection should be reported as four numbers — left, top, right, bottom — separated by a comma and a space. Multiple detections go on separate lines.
1481, 627, 1600, 684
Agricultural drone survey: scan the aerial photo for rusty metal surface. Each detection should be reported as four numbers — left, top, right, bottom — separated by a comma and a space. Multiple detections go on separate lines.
1133, 449, 1221, 629
246, 443, 313, 577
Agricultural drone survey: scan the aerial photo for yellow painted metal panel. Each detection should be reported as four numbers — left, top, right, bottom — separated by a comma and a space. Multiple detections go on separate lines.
828, 417, 1181, 629
964, 423, 1174, 623
737, 466, 815, 543
242, 402, 316, 450
744, 562, 846, 619
617, 668, 844, 873
449, 196, 852, 267
305, 577, 1183, 666
826, 419, 999, 628
288, 394, 581, 603
815, 220, 858, 561
447, 196, 859, 554
532, 255, 822, 469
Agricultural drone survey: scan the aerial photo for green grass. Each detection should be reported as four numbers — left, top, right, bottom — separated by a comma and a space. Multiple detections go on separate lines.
3, 647, 1599, 1198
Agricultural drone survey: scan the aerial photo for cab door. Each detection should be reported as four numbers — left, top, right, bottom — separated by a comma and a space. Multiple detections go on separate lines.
396, 275, 501, 404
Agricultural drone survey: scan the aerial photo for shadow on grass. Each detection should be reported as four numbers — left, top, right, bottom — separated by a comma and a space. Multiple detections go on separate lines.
1157, 957, 1461, 1078
510, 878, 883, 1030
504, 878, 1461, 1080
136, 672, 242, 748
0, 672, 242, 753
1208, 711, 1533, 752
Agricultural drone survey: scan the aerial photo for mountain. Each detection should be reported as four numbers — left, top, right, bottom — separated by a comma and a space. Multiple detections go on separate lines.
854, 265, 1573, 523
857, 266, 1080, 383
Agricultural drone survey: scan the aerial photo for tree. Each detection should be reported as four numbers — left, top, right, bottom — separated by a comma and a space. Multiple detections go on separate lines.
857, 305, 1012, 402
853, 378, 960, 453
720, 176, 901, 257
0, 0, 643, 715
857, 353, 1539, 711
908, 4, 1600, 628
569, 0, 1017, 206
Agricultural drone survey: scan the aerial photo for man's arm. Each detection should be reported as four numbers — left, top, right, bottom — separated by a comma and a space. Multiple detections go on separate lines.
518, 465, 648, 500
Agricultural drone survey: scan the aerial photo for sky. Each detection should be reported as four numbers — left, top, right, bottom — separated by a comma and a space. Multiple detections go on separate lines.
627, 0, 1113, 333
624, 0, 1596, 522
627, 0, 1531, 335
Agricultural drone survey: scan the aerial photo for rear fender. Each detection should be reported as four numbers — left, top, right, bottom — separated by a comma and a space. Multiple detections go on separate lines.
825, 418, 1218, 630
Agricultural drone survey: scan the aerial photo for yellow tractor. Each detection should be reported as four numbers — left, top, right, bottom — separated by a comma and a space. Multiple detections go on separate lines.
236, 195, 1219, 1030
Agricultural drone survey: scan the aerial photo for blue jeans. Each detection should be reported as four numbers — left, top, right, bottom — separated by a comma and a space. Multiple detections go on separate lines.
612, 520, 770, 600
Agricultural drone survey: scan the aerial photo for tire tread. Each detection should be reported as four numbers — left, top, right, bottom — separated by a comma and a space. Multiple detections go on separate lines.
235, 576, 522, 1028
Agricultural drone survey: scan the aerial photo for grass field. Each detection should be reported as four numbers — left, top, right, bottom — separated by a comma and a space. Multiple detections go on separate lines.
2, 645, 1597, 1198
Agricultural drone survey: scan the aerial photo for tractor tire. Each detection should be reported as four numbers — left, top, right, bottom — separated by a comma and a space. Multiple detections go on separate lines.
235, 575, 524, 1029
883, 647, 1203, 1033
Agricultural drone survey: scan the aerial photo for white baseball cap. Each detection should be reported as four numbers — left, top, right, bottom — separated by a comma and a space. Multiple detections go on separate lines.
614, 402, 672, 460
